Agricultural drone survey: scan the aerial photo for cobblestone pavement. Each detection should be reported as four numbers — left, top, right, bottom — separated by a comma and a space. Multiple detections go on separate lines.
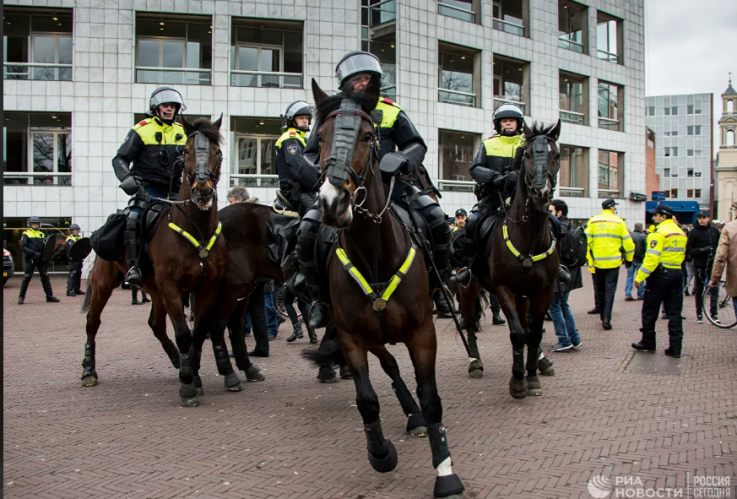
3, 271, 736, 498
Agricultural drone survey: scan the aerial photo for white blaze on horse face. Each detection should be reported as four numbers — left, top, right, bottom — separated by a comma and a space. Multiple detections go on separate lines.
436, 457, 453, 477
319, 181, 352, 221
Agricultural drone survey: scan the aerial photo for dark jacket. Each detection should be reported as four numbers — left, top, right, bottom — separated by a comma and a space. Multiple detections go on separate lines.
275, 128, 321, 208
112, 117, 187, 194
686, 222, 720, 271
630, 229, 647, 263
469, 134, 525, 211
555, 216, 583, 293
20, 229, 45, 259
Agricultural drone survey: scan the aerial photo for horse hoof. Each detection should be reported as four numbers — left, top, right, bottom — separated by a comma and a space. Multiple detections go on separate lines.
406, 413, 427, 437
408, 425, 427, 438
468, 369, 484, 379
526, 376, 542, 396
539, 366, 555, 376
367, 440, 398, 473
339, 365, 353, 379
224, 372, 243, 391
317, 366, 338, 383
509, 376, 528, 399
433, 473, 465, 498
81, 376, 98, 387
538, 357, 555, 376
180, 396, 200, 408
245, 364, 265, 382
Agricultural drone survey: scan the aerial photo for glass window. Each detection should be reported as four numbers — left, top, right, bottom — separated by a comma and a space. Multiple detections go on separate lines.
687, 104, 694, 114
559, 72, 587, 125
439, 0, 477, 24
695, 125, 702, 135
687, 168, 694, 177
695, 189, 701, 198
671, 106, 678, 115
671, 188, 678, 198
647, 106, 655, 116
493, 0, 525, 36
687, 189, 693, 198
558, 0, 586, 54
598, 149, 622, 197
664, 168, 670, 177
688, 149, 694, 156
596, 12, 621, 63
559, 145, 587, 196
230, 117, 281, 187
598, 81, 622, 131
438, 130, 478, 184
493, 55, 527, 114
135, 14, 212, 85
230, 21, 303, 89
438, 47, 476, 107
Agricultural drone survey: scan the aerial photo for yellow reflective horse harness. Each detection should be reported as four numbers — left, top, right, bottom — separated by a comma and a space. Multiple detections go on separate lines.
168, 221, 222, 259
502, 221, 556, 267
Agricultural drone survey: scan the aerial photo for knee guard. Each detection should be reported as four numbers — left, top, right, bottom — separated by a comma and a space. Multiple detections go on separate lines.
464, 212, 482, 259
125, 212, 142, 266
296, 209, 322, 289
420, 204, 451, 279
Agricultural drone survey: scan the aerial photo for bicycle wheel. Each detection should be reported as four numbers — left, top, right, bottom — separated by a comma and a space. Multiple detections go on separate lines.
702, 281, 737, 329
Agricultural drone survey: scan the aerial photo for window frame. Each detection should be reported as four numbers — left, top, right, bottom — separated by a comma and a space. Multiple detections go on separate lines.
492, 0, 527, 36
437, 129, 480, 191
230, 132, 279, 187
438, 43, 479, 108
598, 80, 624, 131
558, 0, 587, 55
438, 0, 478, 24
597, 149, 624, 198
559, 71, 588, 125
493, 55, 528, 114
558, 144, 588, 197
4, 113, 72, 186
595, 11, 622, 64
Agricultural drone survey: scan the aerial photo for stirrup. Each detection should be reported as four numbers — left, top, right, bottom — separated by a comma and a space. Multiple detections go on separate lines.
451, 267, 472, 287
126, 267, 143, 286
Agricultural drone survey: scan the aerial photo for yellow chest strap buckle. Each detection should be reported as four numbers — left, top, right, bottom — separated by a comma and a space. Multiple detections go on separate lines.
168, 221, 222, 259
336, 245, 417, 311
502, 222, 556, 267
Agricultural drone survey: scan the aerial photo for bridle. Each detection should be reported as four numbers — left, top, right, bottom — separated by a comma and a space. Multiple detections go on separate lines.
506, 134, 560, 223
178, 130, 222, 189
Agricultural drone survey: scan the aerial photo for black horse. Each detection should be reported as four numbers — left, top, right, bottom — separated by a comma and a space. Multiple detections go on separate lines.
457, 121, 561, 399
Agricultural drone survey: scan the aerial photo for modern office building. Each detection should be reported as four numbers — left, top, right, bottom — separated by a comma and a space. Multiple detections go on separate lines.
645, 93, 714, 211
3, 0, 646, 272
714, 77, 737, 221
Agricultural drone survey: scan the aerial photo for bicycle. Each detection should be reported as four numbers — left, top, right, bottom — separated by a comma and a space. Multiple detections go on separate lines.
702, 280, 737, 328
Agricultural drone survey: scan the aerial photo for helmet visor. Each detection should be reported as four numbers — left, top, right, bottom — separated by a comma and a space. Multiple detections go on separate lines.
336, 53, 383, 84
150, 89, 186, 112
286, 101, 312, 119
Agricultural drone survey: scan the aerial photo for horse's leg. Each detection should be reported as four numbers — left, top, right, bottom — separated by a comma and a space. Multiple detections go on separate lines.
159, 285, 199, 407
342, 333, 398, 473
457, 279, 483, 378
371, 344, 427, 438
196, 287, 242, 392
226, 296, 264, 382
147, 295, 180, 369
408, 323, 465, 499
525, 295, 551, 396
81, 262, 121, 387
497, 287, 528, 399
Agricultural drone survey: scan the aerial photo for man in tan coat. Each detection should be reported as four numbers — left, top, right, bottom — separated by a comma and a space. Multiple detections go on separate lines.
709, 203, 737, 321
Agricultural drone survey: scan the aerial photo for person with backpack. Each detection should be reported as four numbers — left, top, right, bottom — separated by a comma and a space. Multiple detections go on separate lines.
624, 223, 647, 301
547, 200, 583, 351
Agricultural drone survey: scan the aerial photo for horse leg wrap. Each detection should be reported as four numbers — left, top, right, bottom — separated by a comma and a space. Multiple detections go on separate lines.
212, 343, 233, 375
364, 419, 390, 456
81, 342, 97, 379
178, 351, 194, 383
427, 423, 452, 469
190, 347, 202, 374
512, 348, 525, 380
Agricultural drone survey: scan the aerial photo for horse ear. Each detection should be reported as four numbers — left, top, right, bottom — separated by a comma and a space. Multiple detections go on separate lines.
213, 113, 223, 130
548, 119, 561, 142
182, 116, 194, 136
312, 78, 328, 105
522, 122, 533, 141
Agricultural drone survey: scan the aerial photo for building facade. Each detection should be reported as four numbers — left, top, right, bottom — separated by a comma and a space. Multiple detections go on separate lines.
3, 0, 646, 272
645, 93, 713, 211
645, 126, 659, 196
715, 77, 737, 221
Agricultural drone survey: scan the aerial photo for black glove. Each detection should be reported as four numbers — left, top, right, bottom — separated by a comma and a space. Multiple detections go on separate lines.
379, 152, 407, 175
702, 246, 713, 254
505, 171, 520, 189
120, 175, 140, 196
34, 251, 42, 260
624, 260, 632, 269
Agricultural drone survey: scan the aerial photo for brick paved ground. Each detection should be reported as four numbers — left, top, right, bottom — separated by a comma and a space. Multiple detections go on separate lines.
3, 271, 736, 498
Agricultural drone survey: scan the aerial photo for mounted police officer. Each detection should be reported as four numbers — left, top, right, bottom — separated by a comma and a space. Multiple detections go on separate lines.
65, 223, 85, 297
17, 216, 59, 304
452, 104, 527, 286
632, 203, 687, 358
112, 86, 187, 286
275, 100, 321, 216
299, 51, 452, 327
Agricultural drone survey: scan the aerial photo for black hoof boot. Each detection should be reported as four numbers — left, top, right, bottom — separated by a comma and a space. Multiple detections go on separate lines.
223, 372, 243, 391
434, 473, 465, 498
492, 312, 506, 325
192, 375, 204, 396
509, 376, 528, 399
245, 364, 265, 382
526, 375, 542, 396
318, 365, 338, 383
406, 413, 427, 438
537, 352, 555, 376
179, 383, 199, 407
367, 440, 398, 473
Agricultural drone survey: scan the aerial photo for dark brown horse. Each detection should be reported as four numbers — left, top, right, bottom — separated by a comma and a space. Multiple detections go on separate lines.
457, 121, 561, 399
306, 78, 464, 499
81, 117, 228, 407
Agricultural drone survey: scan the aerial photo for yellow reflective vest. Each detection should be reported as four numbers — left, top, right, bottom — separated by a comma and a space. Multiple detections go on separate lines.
585, 209, 635, 271
635, 218, 687, 283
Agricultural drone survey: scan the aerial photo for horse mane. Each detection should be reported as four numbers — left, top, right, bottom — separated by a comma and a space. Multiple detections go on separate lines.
524, 121, 558, 141
190, 117, 223, 144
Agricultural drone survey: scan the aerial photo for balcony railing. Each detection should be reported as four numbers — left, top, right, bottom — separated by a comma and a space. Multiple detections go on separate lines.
135, 66, 211, 86
597, 49, 619, 63
438, 2, 477, 23
493, 18, 525, 36
493, 97, 526, 115
558, 186, 585, 197
437, 179, 474, 192
4, 172, 72, 186
560, 110, 585, 125
230, 174, 279, 188
366, 0, 397, 27
230, 70, 303, 89
4, 62, 72, 81
558, 37, 584, 54
439, 88, 477, 107
598, 117, 621, 131
598, 188, 621, 198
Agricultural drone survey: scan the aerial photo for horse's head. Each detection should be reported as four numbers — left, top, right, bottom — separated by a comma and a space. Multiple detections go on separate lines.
311, 78, 380, 228
181, 115, 223, 210
521, 120, 561, 210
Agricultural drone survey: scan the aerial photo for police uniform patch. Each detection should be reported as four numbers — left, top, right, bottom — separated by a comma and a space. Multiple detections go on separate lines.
650, 240, 657, 249
287, 144, 298, 155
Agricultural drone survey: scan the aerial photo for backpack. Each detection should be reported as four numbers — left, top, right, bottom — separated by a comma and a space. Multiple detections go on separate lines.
90, 212, 128, 262
559, 224, 588, 268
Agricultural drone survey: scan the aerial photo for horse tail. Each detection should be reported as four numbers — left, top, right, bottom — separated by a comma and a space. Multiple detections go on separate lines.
478, 289, 490, 312
80, 280, 93, 313
301, 334, 345, 367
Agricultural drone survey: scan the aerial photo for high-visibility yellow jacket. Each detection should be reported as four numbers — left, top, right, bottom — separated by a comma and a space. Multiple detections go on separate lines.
635, 218, 687, 283
585, 209, 635, 271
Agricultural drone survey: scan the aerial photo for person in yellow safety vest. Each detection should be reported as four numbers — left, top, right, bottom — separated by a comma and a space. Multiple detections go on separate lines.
632, 203, 687, 358
585, 198, 635, 330
17, 216, 59, 304
64, 223, 86, 297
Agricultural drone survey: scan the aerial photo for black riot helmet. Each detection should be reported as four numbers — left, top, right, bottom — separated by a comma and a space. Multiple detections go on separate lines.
28, 216, 42, 226
493, 103, 525, 136
69, 223, 81, 231
281, 101, 312, 132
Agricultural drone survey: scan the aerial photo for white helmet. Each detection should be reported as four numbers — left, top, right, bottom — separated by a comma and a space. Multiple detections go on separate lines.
493, 103, 524, 135
148, 86, 187, 116
281, 100, 312, 132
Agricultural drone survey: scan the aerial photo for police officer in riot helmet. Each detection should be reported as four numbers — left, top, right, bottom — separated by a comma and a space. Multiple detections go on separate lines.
112, 86, 188, 286
298, 51, 453, 328
17, 216, 60, 304
275, 101, 321, 216
65, 223, 86, 296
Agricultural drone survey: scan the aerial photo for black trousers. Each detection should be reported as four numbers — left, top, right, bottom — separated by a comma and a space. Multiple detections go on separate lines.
22, 258, 53, 295
594, 267, 619, 321
248, 281, 270, 355
692, 267, 717, 318
591, 273, 601, 310
67, 260, 83, 292
641, 268, 684, 350
489, 292, 501, 313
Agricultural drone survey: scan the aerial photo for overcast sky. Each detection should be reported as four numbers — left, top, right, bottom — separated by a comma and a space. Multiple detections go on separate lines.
644, 0, 737, 155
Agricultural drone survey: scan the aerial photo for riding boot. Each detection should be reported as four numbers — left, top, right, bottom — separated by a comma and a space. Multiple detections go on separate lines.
297, 209, 329, 329
17, 277, 30, 305
74, 263, 85, 294
141, 292, 150, 303
307, 322, 318, 344
41, 274, 59, 302
131, 288, 141, 305
451, 236, 476, 287
286, 323, 304, 343
492, 310, 506, 325
124, 222, 143, 286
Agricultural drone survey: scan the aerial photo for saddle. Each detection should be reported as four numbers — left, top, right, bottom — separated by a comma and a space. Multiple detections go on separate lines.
90, 202, 169, 263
